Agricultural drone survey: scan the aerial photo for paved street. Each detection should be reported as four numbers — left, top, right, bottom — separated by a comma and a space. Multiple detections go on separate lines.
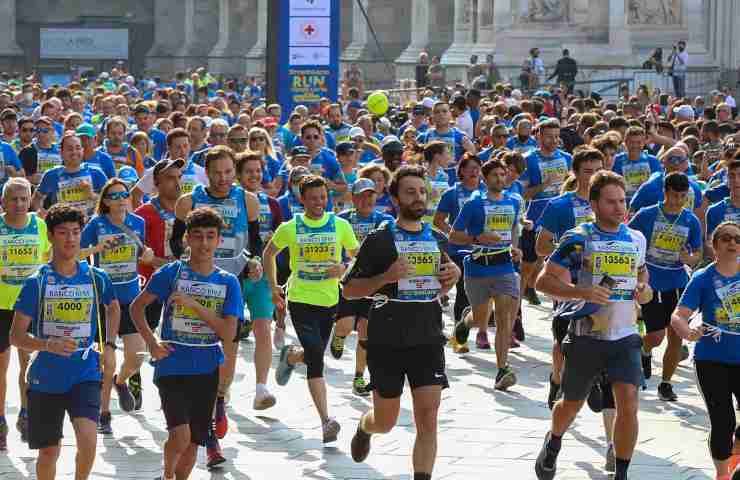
0, 297, 719, 479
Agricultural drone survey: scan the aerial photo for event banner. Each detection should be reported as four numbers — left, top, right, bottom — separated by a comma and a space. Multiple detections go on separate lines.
269, 0, 340, 120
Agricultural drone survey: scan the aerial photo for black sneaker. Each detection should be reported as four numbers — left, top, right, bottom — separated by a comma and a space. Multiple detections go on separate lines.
535, 432, 558, 480
454, 318, 471, 345
97, 411, 113, 435
494, 365, 517, 391
239, 320, 253, 341
658, 382, 678, 402
350, 423, 372, 462
129, 372, 143, 411
329, 329, 345, 360
513, 308, 525, 341
525, 287, 541, 306
547, 375, 560, 410
641, 351, 652, 380
114, 375, 136, 412
587, 382, 603, 413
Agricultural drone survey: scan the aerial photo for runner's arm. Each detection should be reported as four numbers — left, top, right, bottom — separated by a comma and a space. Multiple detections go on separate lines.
535, 228, 556, 257
130, 291, 162, 348
9, 311, 47, 352
433, 211, 451, 235
104, 300, 121, 344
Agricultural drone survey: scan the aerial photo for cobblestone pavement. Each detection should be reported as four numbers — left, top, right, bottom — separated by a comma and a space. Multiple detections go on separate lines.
0, 298, 718, 479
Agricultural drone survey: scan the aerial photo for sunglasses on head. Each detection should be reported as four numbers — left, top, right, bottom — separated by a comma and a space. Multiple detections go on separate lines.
104, 190, 130, 200
717, 233, 740, 244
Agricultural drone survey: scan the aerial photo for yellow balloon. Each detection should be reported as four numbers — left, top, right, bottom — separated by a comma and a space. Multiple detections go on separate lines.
367, 91, 389, 116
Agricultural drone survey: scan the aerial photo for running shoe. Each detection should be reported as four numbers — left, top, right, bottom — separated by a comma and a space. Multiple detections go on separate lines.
510, 336, 521, 349
330, 329, 345, 359
513, 309, 525, 341
449, 336, 470, 354
351, 423, 372, 462
495, 365, 517, 391
239, 320, 253, 342
273, 326, 286, 351
353, 377, 370, 397
206, 438, 226, 469
605, 444, 616, 473
214, 397, 228, 439
547, 375, 560, 410
276, 345, 296, 386
97, 411, 113, 435
535, 432, 558, 480
525, 287, 541, 306
0, 421, 7, 451
587, 382, 603, 413
114, 374, 136, 413
680, 344, 690, 362
476, 331, 491, 350
322, 417, 340, 443
641, 350, 652, 380
658, 382, 678, 402
129, 372, 143, 411
16, 413, 27, 443
253, 391, 277, 410
454, 318, 471, 345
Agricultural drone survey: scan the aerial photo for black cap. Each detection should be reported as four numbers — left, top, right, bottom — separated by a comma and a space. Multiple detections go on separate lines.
336, 141, 356, 156
153, 158, 185, 177
291, 145, 310, 157
134, 104, 151, 115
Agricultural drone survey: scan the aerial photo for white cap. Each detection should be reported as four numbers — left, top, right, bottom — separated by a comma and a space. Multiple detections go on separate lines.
511, 89, 523, 99
348, 126, 365, 139
421, 97, 436, 110
673, 104, 695, 120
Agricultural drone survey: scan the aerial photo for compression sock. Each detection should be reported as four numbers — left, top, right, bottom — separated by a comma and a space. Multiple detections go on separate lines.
413, 473, 431, 480
615, 457, 631, 480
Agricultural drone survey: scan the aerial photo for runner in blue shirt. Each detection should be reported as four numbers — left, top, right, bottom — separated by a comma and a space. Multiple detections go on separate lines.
671, 221, 740, 480
416, 101, 476, 178
0, 140, 23, 186
131, 207, 243, 480
612, 127, 662, 202
705, 160, 740, 258
301, 120, 347, 195
10, 204, 119, 480
76, 124, 116, 178
505, 118, 539, 154
130, 104, 167, 160
628, 172, 702, 401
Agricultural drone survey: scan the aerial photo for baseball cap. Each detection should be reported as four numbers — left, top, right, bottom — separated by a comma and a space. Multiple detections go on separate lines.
134, 104, 151, 115
381, 135, 403, 153
673, 104, 695, 120
336, 141, 356, 156
153, 158, 185, 177
421, 97, 436, 110
75, 123, 96, 138
117, 165, 140, 186
352, 178, 376, 195
260, 116, 278, 128
349, 126, 365, 139
0, 108, 17, 121
291, 146, 310, 157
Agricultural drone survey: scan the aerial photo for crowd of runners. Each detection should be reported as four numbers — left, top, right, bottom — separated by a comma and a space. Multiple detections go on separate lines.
0, 69, 737, 480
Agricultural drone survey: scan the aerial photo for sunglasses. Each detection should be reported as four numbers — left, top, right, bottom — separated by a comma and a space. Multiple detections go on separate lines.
717, 233, 740, 244
104, 190, 130, 200
211, 132, 227, 138
36, 127, 51, 134
230, 137, 249, 144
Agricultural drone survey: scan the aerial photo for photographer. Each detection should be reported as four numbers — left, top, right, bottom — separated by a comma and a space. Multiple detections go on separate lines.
668, 41, 689, 99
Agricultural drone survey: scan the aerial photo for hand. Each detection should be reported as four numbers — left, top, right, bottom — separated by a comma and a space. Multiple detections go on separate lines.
247, 258, 263, 281
523, 219, 534, 231
582, 285, 612, 305
686, 325, 704, 342
148, 340, 173, 361
679, 247, 693, 265
168, 292, 198, 310
476, 232, 502, 245
270, 285, 286, 312
97, 236, 119, 254
140, 247, 155, 265
437, 262, 460, 290
325, 262, 346, 279
79, 180, 93, 197
511, 247, 523, 263
30, 172, 43, 185
47, 337, 77, 356
635, 282, 653, 304
382, 257, 413, 284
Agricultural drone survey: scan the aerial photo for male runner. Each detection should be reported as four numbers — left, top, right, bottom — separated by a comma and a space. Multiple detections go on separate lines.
263, 175, 359, 443
534, 171, 651, 480
11, 204, 119, 480
612, 126, 662, 203
342, 164, 460, 480
450, 159, 522, 388
417, 101, 477, 177
130, 207, 243, 480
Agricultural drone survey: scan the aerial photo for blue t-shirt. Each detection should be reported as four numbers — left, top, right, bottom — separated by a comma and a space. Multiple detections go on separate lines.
453, 190, 521, 277
630, 172, 703, 213
706, 198, 740, 239
612, 152, 662, 200
83, 150, 116, 179
540, 191, 594, 241
628, 204, 702, 291
310, 148, 344, 182
705, 183, 730, 205
417, 127, 468, 166
38, 165, 108, 215
505, 135, 538, 154
679, 265, 740, 365
146, 261, 243, 378
437, 182, 487, 257
128, 128, 166, 160
81, 213, 146, 304
15, 262, 115, 393
375, 192, 395, 217
521, 148, 573, 224
0, 141, 23, 184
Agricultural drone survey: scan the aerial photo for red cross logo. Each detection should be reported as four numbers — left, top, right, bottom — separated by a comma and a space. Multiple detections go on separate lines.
303, 23, 316, 37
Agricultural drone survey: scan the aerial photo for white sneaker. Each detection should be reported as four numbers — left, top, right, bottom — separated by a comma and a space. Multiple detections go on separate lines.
273, 326, 286, 351
253, 390, 277, 410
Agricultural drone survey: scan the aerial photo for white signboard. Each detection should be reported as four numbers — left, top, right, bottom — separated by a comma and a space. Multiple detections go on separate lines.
289, 17, 331, 47
40, 28, 129, 60
289, 0, 331, 17
289, 47, 331, 66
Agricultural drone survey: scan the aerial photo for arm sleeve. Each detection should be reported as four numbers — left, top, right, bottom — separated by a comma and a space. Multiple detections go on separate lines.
170, 219, 187, 259
248, 220, 262, 256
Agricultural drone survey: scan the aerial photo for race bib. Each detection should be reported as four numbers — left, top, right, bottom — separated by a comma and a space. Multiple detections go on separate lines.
42, 283, 94, 342
541, 160, 568, 196
647, 222, 688, 266
171, 279, 224, 342
0, 235, 42, 285
258, 201, 273, 242
58, 176, 93, 211
716, 281, 740, 329
396, 240, 441, 301
38, 152, 62, 173
484, 204, 515, 243
352, 222, 374, 244
573, 204, 594, 226
590, 240, 639, 300
99, 233, 138, 283
623, 163, 651, 194
181, 175, 198, 194
296, 232, 337, 281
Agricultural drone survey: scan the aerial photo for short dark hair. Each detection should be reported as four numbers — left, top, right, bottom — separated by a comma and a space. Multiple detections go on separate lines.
608, 117, 629, 130
186, 207, 225, 233
573, 147, 604, 172
589, 170, 626, 202
298, 175, 328, 197
166, 127, 190, 149
235, 151, 263, 174
456, 152, 482, 180
45, 203, 86, 233
481, 158, 507, 178
300, 120, 323, 137
423, 141, 448, 164
624, 126, 645, 138
664, 171, 690, 192
204, 145, 236, 172
502, 151, 525, 175
59, 132, 80, 151
537, 118, 561, 132
389, 164, 426, 198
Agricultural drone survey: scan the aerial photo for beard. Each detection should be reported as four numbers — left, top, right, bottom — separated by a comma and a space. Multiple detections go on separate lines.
399, 202, 426, 221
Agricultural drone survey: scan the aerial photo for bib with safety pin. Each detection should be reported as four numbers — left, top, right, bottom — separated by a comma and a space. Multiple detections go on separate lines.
295, 214, 337, 281
647, 208, 689, 268
258, 194, 273, 243
38, 151, 62, 173
168, 278, 224, 346
181, 174, 198, 194
483, 203, 515, 246
622, 162, 651, 195
99, 233, 138, 284
573, 197, 594, 227
42, 282, 94, 348
0, 234, 42, 285
540, 159, 568, 197
587, 229, 639, 302
394, 223, 442, 302
58, 175, 92, 211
